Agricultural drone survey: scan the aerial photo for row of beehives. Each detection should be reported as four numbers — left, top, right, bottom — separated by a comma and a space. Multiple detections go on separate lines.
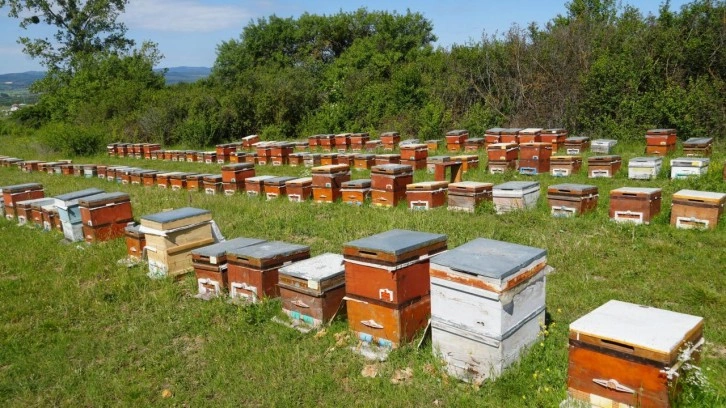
0, 176, 708, 408
105, 128, 714, 160
2, 154, 725, 229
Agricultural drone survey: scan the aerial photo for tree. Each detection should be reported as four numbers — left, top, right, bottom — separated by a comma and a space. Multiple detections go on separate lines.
0, 0, 134, 73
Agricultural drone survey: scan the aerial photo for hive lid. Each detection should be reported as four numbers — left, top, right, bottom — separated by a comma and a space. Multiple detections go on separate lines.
520, 128, 543, 134
141, 207, 211, 230
192, 237, 267, 258
501, 128, 523, 134
279, 253, 345, 281
287, 177, 313, 185
264, 176, 297, 185
2, 183, 43, 193
344, 229, 447, 257
401, 143, 428, 149
431, 238, 546, 280
493, 181, 540, 191
371, 164, 413, 174
588, 155, 621, 162
551, 155, 582, 161
592, 139, 618, 144
487, 143, 518, 149
449, 181, 493, 189
646, 128, 677, 134
78, 192, 130, 207
407, 181, 449, 190
227, 241, 310, 262
547, 183, 598, 194
245, 175, 276, 183
17, 197, 55, 208
629, 157, 663, 166
222, 163, 254, 170
672, 189, 725, 203
446, 129, 468, 136
485, 127, 506, 134
54, 188, 104, 203
570, 300, 702, 355
428, 155, 451, 161
670, 157, 709, 167
341, 179, 372, 188
354, 154, 376, 159
311, 164, 350, 173
611, 187, 661, 195
683, 137, 713, 145
565, 136, 590, 142
542, 128, 567, 133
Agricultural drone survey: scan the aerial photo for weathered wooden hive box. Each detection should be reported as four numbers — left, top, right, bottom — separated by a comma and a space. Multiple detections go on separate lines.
155, 172, 181, 188
107, 142, 118, 156
518, 157, 550, 175
221, 163, 255, 194
61, 163, 75, 176
141, 207, 215, 279
406, 181, 448, 210
243, 175, 275, 197
445, 129, 469, 152
244, 152, 258, 165
192, 237, 266, 298
343, 229, 447, 347
370, 164, 414, 207
227, 241, 311, 302
341, 179, 371, 205
82, 164, 97, 178
308, 134, 321, 149
202, 151, 217, 164
609, 187, 662, 225
339, 153, 356, 167
448, 181, 493, 212
288, 152, 305, 166
354, 154, 376, 170
487, 143, 519, 162
547, 184, 599, 217
670, 158, 709, 179
450, 154, 479, 172
96, 165, 108, 179
628, 157, 662, 180
518, 128, 542, 143
334, 133, 351, 151
16, 197, 54, 226
550, 155, 582, 177
682, 137, 712, 157
588, 155, 622, 178
484, 127, 505, 146
286, 177, 313, 202
591, 139, 618, 154
118, 167, 142, 184
303, 153, 322, 167
427, 155, 451, 173
41, 203, 62, 232
401, 143, 429, 161
72, 164, 87, 177
430, 238, 547, 382
321, 152, 339, 166
185, 150, 199, 163
500, 128, 522, 144
216, 143, 236, 163
645, 128, 677, 156
264, 176, 296, 200
541, 128, 569, 151
130, 169, 153, 185
143, 143, 161, 159
424, 139, 440, 151
202, 174, 223, 195
567, 300, 703, 408
229, 151, 247, 164
79, 192, 134, 243
463, 138, 485, 152
30, 199, 52, 228
312, 164, 351, 203
519, 142, 552, 160
3, 183, 44, 221
139, 170, 159, 187
670, 189, 725, 230
40, 161, 62, 174
270, 142, 294, 165
374, 154, 401, 166
350, 133, 370, 151
564, 136, 591, 154
317, 134, 336, 151
292, 140, 308, 151
278, 253, 346, 327
124, 222, 146, 261
255, 143, 274, 165
492, 181, 541, 214
21, 160, 44, 173
488, 160, 516, 174
170, 172, 197, 191
242, 134, 260, 148
53, 188, 104, 241
186, 174, 209, 192
380, 131, 400, 151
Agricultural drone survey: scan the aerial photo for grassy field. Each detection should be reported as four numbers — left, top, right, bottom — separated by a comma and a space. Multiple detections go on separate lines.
0, 135, 724, 407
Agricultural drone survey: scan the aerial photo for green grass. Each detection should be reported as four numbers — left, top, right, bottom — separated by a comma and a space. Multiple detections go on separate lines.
0, 139, 724, 407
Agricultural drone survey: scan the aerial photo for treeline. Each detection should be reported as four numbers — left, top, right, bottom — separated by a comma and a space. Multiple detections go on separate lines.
10, 0, 726, 152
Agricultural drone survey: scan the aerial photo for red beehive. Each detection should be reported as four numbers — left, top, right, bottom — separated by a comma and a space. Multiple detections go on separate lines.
587, 155, 622, 178
242, 134, 260, 149
518, 128, 542, 143
202, 174, 223, 195
79, 192, 134, 243
244, 175, 275, 197
312, 164, 351, 203
2, 183, 44, 220
374, 154, 401, 166
609, 187, 662, 225
221, 163, 255, 194
487, 143, 518, 161
335, 133, 351, 151
550, 155, 582, 177
400, 144, 428, 161
318, 134, 336, 151
264, 176, 297, 200
406, 181, 448, 210
380, 131, 400, 151
350, 133, 370, 151
286, 177, 313, 202
500, 128, 523, 144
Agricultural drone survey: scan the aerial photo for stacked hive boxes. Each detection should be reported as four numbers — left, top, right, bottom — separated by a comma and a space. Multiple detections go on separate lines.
350, 133, 369, 151
141, 207, 216, 279
203, 174, 224, 194
312, 164, 350, 203
380, 131, 400, 151
487, 143, 518, 174
567, 300, 703, 408
484, 128, 504, 147
54, 188, 104, 241
588, 155, 621, 178
270, 142, 294, 165
447, 181, 492, 212
79, 192, 134, 243
500, 128, 521, 144
191, 237, 266, 299
341, 179, 371, 205
547, 184, 599, 217
343, 229, 447, 347
492, 181, 540, 214
222, 163, 255, 194
682, 137, 712, 157
518, 142, 552, 175
16, 197, 54, 226
518, 128, 542, 143
541, 128, 568, 151
400, 143, 428, 170
3, 183, 44, 221
334, 133, 350, 151
278, 253, 347, 328
609, 187, 662, 225
445, 130, 468, 152
670, 190, 726, 230
226, 241, 310, 302
286, 177, 313, 202
430, 238, 548, 382
645, 128, 677, 156
370, 164, 413, 207
244, 175, 275, 197
550, 156, 582, 177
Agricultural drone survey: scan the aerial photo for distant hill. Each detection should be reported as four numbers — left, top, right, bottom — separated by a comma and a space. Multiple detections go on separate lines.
0, 66, 211, 91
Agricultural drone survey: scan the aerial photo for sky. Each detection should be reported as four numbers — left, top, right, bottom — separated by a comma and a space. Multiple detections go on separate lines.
0, 0, 693, 74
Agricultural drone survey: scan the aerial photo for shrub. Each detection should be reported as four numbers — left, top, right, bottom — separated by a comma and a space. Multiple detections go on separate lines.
37, 122, 107, 156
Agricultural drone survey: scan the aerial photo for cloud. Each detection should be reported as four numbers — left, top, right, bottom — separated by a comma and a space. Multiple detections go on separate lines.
123, 0, 253, 33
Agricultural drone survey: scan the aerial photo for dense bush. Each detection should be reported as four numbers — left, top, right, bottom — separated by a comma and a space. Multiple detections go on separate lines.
37, 122, 107, 156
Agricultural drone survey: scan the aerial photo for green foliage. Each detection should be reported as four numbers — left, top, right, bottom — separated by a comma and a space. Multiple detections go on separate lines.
36, 122, 107, 156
